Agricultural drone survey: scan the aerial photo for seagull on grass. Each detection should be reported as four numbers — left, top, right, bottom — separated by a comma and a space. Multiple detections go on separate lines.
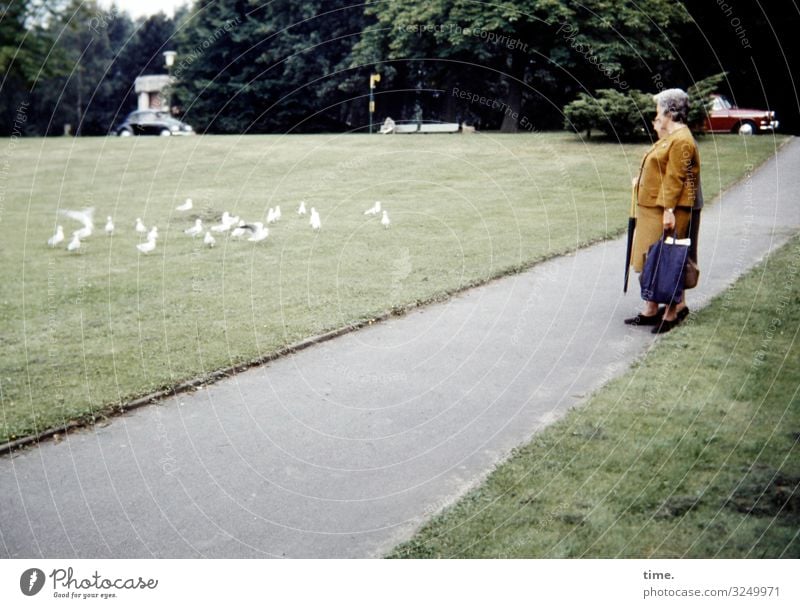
274, 205, 281, 221
212, 211, 239, 232
105, 216, 114, 235
147, 226, 158, 241
309, 208, 321, 231
176, 198, 193, 211
135, 218, 147, 234
266, 208, 276, 224
203, 231, 216, 248
381, 210, 390, 229
48, 225, 64, 247
136, 237, 156, 254
67, 233, 81, 252
60, 207, 95, 237
221, 211, 239, 226
185, 218, 203, 237
244, 222, 268, 242
364, 201, 381, 216
230, 221, 248, 238
73, 226, 92, 239
297, 201, 307, 216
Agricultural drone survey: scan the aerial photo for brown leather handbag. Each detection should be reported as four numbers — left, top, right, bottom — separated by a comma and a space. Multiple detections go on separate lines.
684, 258, 700, 289
684, 208, 700, 289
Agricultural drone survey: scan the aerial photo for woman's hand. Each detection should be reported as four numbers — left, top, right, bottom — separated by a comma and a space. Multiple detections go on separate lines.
662, 207, 676, 230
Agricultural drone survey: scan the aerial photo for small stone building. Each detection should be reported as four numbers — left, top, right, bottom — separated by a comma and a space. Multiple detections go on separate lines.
134, 75, 172, 111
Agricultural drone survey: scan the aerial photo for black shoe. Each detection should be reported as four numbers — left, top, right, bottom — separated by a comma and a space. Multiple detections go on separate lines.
624, 308, 664, 326
677, 306, 690, 321
652, 314, 684, 334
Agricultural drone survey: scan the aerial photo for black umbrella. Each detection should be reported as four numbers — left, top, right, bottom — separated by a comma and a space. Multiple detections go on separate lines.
623, 188, 636, 293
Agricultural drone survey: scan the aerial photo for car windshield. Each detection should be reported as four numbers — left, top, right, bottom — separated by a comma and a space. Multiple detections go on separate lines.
712, 96, 732, 111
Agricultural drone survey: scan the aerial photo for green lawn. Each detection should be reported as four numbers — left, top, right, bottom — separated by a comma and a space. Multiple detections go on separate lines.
391, 234, 800, 558
0, 132, 787, 443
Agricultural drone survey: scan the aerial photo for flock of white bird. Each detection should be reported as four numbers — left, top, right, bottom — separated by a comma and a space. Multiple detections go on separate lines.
47, 197, 391, 254
364, 199, 391, 230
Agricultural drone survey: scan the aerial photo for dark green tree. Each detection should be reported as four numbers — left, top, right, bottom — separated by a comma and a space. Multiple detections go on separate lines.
173, 0, 366, 133
170, 0, 257, 132
24, 0, 119, 135
0, 0, 69, 134
104, 5, 137, 121
0, 0, 63, 86
128, 13, 176, 76
349, 0, 689, 131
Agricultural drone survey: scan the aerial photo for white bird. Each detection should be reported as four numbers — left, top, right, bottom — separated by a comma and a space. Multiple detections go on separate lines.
230, 221, 247, 238
47, 225, 64, 247
136, 238, 156, 254
244, 222, 268, 242
184, 218, 203, 237
66, 233, 81, 252
310, 208, 321, 231
266, 208, 276, 224
381, 210, 390, 229
176, 198, 193, 211
211, 221, 231, 233
104, 216, 114, 235
221, 211, 240, 227
274, 205, 281, 221
213, 211, 240, 232
60, 207, 95, 233
203, 231, 216, 248
297, 201, 307, 215
73, 225, 92, 239
364, 201, 381, 215
147, 226, 158, 241
135, 218, 147, 234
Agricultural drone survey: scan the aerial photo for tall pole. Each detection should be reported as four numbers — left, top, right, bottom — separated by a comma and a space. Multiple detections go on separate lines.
167, 64, 172, 114
369, 73, 380, 133
163, 51, 177, 115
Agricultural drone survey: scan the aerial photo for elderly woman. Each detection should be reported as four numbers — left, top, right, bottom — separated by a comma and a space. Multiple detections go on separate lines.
625, 88, 701, 333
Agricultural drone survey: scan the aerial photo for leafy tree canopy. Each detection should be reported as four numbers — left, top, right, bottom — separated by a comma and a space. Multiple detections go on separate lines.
350, 0, 689, 131
173, 0, 365, 133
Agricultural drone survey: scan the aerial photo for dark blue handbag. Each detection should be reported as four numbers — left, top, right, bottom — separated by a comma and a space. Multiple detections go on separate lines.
640, 232, 688, 304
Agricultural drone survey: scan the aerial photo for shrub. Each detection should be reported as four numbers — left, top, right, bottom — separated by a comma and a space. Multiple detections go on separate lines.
563, 73, 726, 140
563, 88, 654, 140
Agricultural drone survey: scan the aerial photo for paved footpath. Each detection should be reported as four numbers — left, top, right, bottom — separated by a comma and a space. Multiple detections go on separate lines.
2, 139, 799, 558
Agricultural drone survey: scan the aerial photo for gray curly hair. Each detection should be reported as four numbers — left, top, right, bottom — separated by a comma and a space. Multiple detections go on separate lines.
653, 88, 690, 124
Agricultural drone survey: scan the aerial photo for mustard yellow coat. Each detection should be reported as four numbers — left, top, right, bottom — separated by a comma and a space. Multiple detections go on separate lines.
631, 126, 700, 272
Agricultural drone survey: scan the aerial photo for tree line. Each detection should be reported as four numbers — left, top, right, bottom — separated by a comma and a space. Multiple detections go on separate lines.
1, 0, 796, 137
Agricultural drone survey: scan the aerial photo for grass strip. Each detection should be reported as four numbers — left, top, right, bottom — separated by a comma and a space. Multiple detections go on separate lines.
391, 234, 800, 558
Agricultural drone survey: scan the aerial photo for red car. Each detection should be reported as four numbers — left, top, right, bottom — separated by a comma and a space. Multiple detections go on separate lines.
705, 95, 778, 135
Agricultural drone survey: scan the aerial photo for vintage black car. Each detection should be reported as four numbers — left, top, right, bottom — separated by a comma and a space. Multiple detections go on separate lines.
114, 110, 194, 136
